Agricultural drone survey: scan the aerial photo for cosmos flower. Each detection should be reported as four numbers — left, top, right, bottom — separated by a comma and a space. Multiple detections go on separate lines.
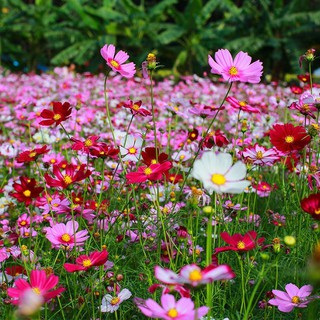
268, 283, 313, 312
120, 135, 143, 162
191, 152, 251, 194
226, 96, 260, 113
100, 288, 132, 313
269, 123, 311, 152
135, 294, 209, 320
121, 100, 151, 117
242, 144, 279, 166
39, 101, 72, 127
300, 193, 320, 220
208, 49, 263, 83
100, 44, 136, 78
16, 145, 50, 163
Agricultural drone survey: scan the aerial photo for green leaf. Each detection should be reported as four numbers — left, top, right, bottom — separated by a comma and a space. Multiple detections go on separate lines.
157, 25, 185, 45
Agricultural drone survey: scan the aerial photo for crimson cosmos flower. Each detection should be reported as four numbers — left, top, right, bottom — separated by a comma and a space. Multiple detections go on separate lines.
10, 177, 44, 206
89, 142, 119, 159
269, 123, 311, 152
16, 145, 50, 163
126, 161, 172, 184
226, 96, 260, 113
141, 147, 169, 166
215, 230, 264, 254
121, 100, 151, 117
70, 135, 100, 154
300, 193, 320, 220
44, 163, 92, 189
64, 249, 108, 272
39, 101, 72, 126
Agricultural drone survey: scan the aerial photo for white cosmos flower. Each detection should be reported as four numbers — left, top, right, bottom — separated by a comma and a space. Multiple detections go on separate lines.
100, 288, 132, 313
191, 152, 250, 194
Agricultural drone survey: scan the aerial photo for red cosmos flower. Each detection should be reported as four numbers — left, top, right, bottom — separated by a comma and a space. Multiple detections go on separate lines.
44, 163, 92, 189
64, 249, 108, 272
290, 86, 303, 95
7, 269, 65, 305
121, 100, 151, 117
70, 136, 100, 154
226, 96, 260, 113
126, 161, 172, 184
300, 193, 320, 220
297, 73, 310, 83
89, 143, 119, 159
39, 101, 72, 126
202, 130, 229, 149
214, 230, 265, 254
16, 145, 50, 163
10, 177, 44, 206
141, 147, 168, 166
269, 123, 311, 152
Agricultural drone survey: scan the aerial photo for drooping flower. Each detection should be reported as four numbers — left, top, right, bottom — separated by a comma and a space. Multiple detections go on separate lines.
10, 177, 44, 206
268, 283, 313, 312
44, 163, 91, 189
215, 230, 265, 254
289, 93, 318, 119
208, 49, 263, 83
16, 145, 50, 163
191, 152, 251, 194
100, 288, 132, 313
64, 249, 108, 272
7, 269, 65, 306
39, 101, 72, 127
300, 193, 320, 220
135, 294, 209, 320
226, 96, 260, 113
100, 44, 136, 78
155, 263, 235, 287
269, 123, 311, 152
45, 221, 89, 249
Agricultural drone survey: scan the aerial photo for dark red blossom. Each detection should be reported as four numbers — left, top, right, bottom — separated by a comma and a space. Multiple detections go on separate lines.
121, 100, 151, 117
202, 130, 229, 149
141, 147, 168, 166
39, 101, 72, 126
10, 177, 44, 206
269, 123, 311, 152
301, 193, 320, 220
70, 136, 100, 153
89, 142, 119, 159
44, 163, 92, 189
16, 145, 50, 163
215, 230, 264, 254
297, 73, 310, 83
64, 250, 108, 272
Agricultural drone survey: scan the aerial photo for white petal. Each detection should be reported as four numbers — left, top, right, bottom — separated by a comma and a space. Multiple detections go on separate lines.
225, 161, 247, 181
220, 180, 251, 194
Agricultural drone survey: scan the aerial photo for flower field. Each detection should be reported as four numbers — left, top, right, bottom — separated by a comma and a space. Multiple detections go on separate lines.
0, 47, 319, 320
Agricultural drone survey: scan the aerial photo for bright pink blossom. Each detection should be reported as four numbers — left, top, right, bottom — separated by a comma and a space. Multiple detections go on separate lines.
100, 44, 136, 78
208, 49, 263, 83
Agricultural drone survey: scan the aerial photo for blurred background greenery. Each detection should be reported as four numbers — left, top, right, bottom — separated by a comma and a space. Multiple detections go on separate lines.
1, 0, 319, 79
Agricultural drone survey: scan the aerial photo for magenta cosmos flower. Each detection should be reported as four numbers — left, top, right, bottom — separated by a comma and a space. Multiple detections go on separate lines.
45, 221, 89, 249
135, 294, 208, 320
100, 44, 136, 78
7, 269, 65, 305
155, 263, 235, 287
268, 283, 313, 312
208, 49, 263, 83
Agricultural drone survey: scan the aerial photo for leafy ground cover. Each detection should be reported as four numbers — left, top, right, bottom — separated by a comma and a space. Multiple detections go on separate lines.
0, 47, 319, 320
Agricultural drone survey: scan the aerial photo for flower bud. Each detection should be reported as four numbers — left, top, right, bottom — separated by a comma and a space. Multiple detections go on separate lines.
284, 235, 296, 247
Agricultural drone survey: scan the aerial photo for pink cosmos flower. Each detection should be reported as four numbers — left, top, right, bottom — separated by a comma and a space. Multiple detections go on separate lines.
64, 249, 108, 272
268, 283, 313, 312
7, 269, 65, 305
226, 96, 260, 113
155, 263, 235, 287
242, 144, 279, 166
135, 294, 208, 320
100, 44, 136, 78
208, 49, 263, 83
45, 221, 89, 249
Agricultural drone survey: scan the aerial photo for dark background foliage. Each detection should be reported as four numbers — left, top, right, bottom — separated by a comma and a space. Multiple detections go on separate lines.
1, 0, 319, 78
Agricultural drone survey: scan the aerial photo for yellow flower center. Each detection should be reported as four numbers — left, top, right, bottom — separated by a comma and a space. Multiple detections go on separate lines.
110, 59, 120, 69
29, 152, 37, 158
111, 297, 120, 305
302, 104, 310, 112
229, 66, 238, 76
189, 269, 202, 282
211, 173, 226, 185
237, 241, 246, 249
144, 167, 152, 175
50, 159, 56, 163
315, 208, 320, 215
174, 106, 179, 112
291, 296, 300, 304
239, 101, 247, 107
84, 139, 93, 147
285, 135, 294, 143
61, 233, 71, 242
167, 308, 178, 318
32, 287, 41, 295
82, 259, 92, 267
128, 147, 136, 154
256, 151, 263, 159
53, 114, 62, 121
151, 159, 157, 164
132, 104, 140, 111
63, 175, 73, 185
23, 190, 31, 197
20, 221, 27, 226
